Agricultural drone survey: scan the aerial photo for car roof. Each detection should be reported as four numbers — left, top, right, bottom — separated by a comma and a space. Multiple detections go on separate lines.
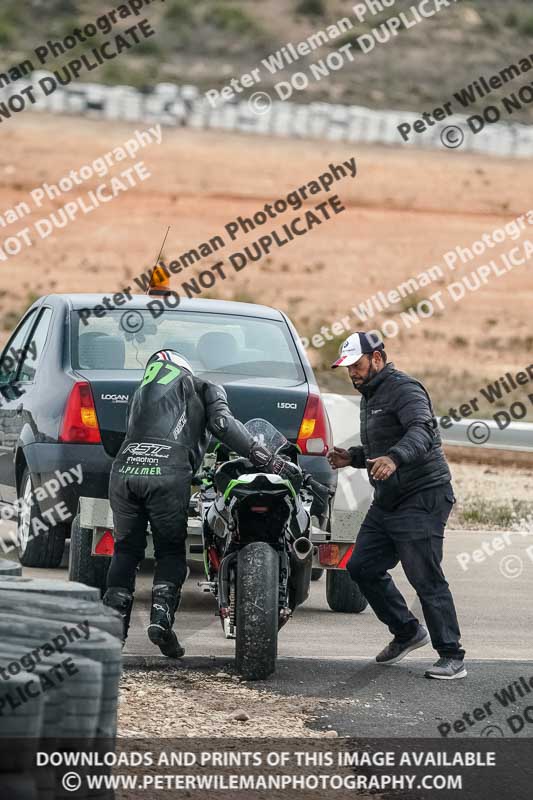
47, 294, 285, 321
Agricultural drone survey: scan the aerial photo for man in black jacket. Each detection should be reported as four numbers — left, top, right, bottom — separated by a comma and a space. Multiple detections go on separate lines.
104, 349, 283, 657
328, 332, 465, 680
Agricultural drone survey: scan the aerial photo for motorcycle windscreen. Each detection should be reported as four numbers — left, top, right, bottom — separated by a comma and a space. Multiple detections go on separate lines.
244, 417, 287, 454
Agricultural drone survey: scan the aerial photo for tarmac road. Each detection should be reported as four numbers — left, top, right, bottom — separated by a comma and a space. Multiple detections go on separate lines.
121, 527, 533, 661
2, 526, 532, 738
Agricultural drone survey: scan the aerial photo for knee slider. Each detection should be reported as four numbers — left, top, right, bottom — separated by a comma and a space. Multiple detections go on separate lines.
103, 586, 133, 613
153, 581, 180, 604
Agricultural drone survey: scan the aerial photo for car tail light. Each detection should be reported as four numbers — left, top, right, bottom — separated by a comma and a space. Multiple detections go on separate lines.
318, 544, 340, 566
59, 382, 101, 443
297, 393, 330, 455
318, 543, 354, 568
94, 529, 114, 556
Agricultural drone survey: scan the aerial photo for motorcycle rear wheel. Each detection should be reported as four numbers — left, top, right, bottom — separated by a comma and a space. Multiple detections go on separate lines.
235, 542, 279, 681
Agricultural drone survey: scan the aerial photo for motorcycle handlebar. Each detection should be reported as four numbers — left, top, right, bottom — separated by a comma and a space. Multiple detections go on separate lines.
304, 475, 335, 499
193, 461, 333, 499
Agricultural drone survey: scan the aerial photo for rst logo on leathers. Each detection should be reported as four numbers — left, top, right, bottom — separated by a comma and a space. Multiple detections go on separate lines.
122, 443, 172, 458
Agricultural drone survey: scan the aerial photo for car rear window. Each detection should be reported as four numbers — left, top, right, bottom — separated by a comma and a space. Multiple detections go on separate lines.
71, 309, 305, 382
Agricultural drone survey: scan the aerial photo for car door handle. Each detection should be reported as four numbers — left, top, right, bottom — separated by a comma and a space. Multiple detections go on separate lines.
16, 404, 23, 415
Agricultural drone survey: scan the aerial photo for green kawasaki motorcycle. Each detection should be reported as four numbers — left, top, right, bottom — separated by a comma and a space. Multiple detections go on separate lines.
193, 418, 332, 680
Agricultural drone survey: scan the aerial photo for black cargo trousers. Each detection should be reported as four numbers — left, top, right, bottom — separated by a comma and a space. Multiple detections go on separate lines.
347, 483, 465, 660
107, 448, 192, 593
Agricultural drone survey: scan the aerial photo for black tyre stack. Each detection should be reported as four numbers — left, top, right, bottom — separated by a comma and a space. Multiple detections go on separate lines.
0, 573, 124, 799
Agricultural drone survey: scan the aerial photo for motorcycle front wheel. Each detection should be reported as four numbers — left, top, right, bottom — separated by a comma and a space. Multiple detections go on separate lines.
235, 542, 279, 681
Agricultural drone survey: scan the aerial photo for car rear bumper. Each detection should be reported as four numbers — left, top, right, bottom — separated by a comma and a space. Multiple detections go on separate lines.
22, 442, 112, 518
21, 447, 338, 530
79, 496, 354, 569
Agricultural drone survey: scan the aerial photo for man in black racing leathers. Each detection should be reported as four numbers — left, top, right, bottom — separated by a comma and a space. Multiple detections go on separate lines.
103, 349, 283, 657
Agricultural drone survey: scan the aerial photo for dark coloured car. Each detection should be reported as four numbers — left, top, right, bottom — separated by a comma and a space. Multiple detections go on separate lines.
0, 294, 337, 570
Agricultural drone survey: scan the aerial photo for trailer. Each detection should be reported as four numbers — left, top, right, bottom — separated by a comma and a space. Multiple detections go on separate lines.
69, 478, 371, 614
68, 393, 373, 612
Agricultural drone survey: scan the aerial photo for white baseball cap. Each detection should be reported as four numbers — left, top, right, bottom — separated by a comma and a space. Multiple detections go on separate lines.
331, 332, 384, 369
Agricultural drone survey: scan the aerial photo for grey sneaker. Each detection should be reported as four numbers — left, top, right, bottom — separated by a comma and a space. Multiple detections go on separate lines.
376, 626, 430, 664
425, 657, 467, 680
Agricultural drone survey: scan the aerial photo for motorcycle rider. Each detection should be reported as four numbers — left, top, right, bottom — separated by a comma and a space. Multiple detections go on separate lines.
103, 349, 285, 657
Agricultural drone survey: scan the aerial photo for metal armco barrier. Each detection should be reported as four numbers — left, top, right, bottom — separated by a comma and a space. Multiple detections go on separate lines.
3, 72, 533, 158
438, 418, 533, 452
323, 394, 533, 453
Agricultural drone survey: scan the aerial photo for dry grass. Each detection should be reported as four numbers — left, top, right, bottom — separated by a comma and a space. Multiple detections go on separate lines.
1, 114, 532, 419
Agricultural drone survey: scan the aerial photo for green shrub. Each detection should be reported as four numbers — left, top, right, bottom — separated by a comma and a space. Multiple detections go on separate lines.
451, 335, 469, 348
209, 4, 257, 35
295, 0, 325, 17
165, 0, 195, 26
100, 61, 132, 84
25, 291, 40, 307
461, 497, 533, 529
482, 18, 498, 34
304, 321, 346, 369
135, 37, 162, 56
335, 30, 364, 49
0, 16, 15, 46
2, 311, 20, 331
50, 0, 78, 14
519, 14, 533, 36
398, 292, 424, 313
227, 288, 260, 304
504, 11, 518, 27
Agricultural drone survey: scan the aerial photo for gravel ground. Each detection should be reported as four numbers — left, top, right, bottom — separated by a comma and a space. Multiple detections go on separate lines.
118, 666, 341, 739
116, 669, 368, 799
448, 462, 533, 530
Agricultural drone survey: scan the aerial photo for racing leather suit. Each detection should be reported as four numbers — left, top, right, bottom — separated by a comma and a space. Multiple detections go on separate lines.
107, 366, 259, 593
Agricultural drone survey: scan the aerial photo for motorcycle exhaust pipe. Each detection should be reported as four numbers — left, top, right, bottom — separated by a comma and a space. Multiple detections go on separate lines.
289, 537, 313, 607
291, 537, 313, 563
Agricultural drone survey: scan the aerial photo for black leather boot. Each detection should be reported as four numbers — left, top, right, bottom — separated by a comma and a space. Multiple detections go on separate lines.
148, 582, 185, 658
103, 587, 134, 644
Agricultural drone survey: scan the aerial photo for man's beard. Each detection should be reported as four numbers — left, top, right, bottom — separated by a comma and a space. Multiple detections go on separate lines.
351, 362, 379, 390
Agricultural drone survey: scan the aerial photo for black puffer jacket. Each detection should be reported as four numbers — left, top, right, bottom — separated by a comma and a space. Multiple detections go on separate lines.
348, 363, 451, 510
